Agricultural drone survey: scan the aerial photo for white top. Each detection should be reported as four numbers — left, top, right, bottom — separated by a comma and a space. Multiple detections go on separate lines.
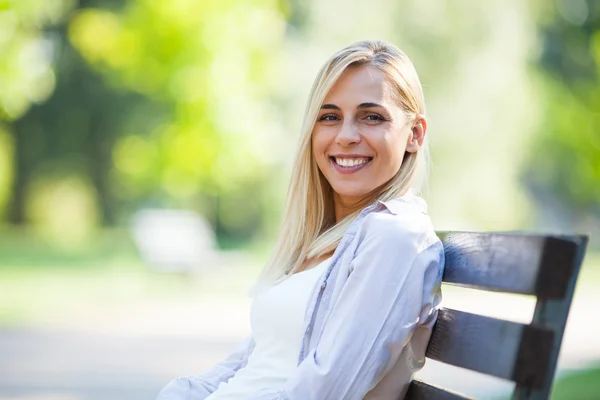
205, 258, 331, 400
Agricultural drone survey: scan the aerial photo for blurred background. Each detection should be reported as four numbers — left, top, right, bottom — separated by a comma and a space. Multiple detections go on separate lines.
0, 0, 599, 399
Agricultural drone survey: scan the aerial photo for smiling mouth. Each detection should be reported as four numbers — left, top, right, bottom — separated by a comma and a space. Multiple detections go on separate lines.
329, 156, 373, 173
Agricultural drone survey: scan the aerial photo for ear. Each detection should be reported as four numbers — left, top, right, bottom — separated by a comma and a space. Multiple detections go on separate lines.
406, 115, 427, 153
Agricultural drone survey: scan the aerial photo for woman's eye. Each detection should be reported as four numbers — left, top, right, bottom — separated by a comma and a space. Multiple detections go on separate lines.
319, 114, 339, 121
365, 114, 385, 121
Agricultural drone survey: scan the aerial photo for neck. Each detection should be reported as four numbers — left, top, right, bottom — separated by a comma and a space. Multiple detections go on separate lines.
333, 193, 364, 223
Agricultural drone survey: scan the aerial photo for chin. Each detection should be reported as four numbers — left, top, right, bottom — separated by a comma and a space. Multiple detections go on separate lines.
332, 185, 374, 203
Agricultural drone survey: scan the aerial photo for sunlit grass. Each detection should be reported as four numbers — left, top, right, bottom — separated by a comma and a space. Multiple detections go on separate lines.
0, 258, 263, 328
0, 262, 258, 326
551, 366, 600, 399
0, 228, 265, 328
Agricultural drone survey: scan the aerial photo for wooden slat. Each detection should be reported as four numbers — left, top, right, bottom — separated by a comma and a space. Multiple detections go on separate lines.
405, 380, 473, 400
513, 235, 588, 399
426, 308, 554, 387
439, 232, 578, 297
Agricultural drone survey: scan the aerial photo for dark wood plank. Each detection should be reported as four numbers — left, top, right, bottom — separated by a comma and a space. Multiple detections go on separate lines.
438, 232, 579, 297
405, 380, 473, 400
512, 235, 588, 399
426, 308, 554, 387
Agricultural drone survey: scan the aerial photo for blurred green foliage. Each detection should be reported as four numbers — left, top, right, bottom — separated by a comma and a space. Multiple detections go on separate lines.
68, 0, 288, 199
68, 0, 291, 246
0, 0, 73, 220
524, 1, 600, 216
0, 0, 74, 120
0, 0, 290, 244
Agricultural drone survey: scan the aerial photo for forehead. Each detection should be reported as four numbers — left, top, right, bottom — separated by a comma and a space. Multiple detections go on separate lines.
324, 64, 392, 105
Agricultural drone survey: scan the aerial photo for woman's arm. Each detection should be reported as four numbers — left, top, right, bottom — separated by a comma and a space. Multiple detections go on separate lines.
242, 211, 444, 400
157, 335, 255, 400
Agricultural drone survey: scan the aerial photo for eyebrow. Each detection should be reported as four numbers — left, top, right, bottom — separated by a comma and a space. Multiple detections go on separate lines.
357, 102, 384, 109
320, 102, 384, 110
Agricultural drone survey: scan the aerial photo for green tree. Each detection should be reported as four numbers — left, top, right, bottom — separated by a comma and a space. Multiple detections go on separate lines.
68, 0, 289, 240
524, 0, 600, 221
2, 0, 161, 228
0, 0, 74, 120
0, 0, 74, 220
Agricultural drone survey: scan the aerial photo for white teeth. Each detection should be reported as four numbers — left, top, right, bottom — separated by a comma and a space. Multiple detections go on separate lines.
334, 157, 370, 167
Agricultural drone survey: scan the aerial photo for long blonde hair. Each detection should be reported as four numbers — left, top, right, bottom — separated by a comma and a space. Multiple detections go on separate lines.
251, 40, 429, 293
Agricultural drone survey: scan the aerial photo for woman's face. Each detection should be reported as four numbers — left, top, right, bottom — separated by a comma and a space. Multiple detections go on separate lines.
312, 64, 423, 211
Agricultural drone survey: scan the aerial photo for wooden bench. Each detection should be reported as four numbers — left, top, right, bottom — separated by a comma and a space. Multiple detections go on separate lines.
405, 232, 588, 400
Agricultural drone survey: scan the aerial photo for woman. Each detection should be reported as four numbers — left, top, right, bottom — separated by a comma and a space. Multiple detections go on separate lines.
158, 40, 444, 400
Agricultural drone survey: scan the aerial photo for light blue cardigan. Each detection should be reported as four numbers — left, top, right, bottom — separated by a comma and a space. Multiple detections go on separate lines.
158, 194, 445, 400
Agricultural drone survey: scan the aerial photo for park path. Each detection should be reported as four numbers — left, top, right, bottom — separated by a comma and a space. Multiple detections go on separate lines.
1, 282, 598, 400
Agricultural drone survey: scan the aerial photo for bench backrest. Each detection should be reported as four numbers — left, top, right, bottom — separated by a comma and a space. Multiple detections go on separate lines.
405, 232, 588, 400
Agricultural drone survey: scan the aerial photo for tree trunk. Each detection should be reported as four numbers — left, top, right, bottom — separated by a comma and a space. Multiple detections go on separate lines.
88, 115, 116, 226
6, 119, 42, 225
7, 127, 26, 224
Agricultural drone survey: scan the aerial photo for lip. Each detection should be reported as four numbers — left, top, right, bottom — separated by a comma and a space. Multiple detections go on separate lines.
330, 153, 373, 159
329, 155, 373, 175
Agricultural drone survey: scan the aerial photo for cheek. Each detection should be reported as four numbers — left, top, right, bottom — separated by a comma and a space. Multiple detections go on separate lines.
373, 132, 406, 170
312, 130, 329, 159
311, 136, 326, 173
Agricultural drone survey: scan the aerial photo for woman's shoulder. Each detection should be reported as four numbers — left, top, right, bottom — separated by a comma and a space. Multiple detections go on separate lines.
358, 195, 440, 252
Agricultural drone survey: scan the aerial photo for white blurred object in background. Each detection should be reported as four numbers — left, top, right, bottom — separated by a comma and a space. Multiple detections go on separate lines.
130, 209, 219, 273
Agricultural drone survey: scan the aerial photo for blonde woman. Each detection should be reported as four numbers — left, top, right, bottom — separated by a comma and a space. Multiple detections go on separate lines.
158, 40, 445, 400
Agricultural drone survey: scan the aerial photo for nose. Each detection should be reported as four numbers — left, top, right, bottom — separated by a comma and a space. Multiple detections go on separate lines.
335, 120, 362, 147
